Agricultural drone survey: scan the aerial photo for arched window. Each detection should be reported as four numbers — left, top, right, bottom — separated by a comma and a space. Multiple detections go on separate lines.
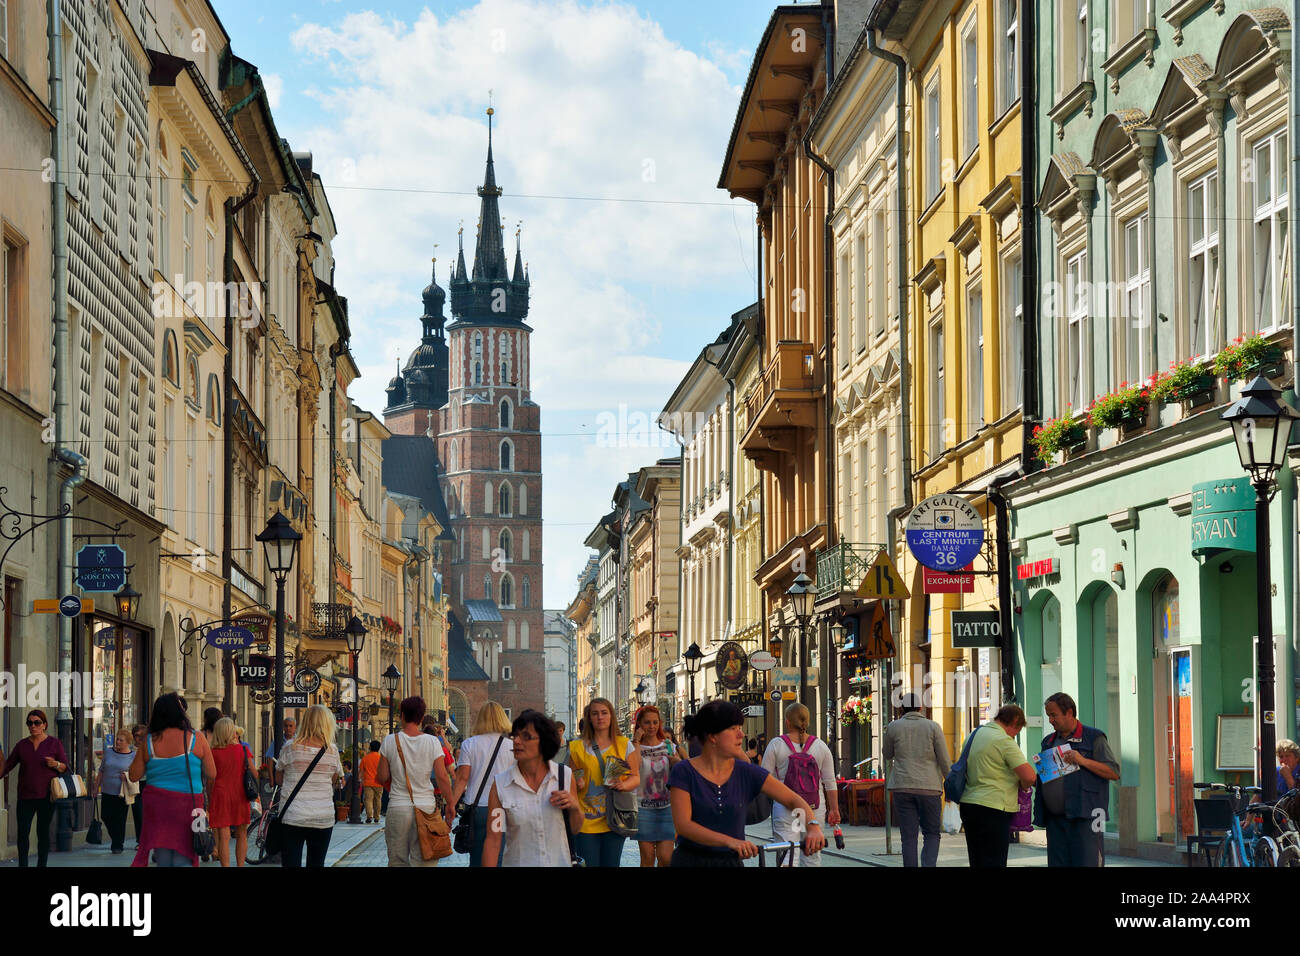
501, 361, 508, 382
206, 374, 221, 424
162, 329, 179, 385
499, 399, 511, 429
500, 440, 512, 470
483, 574, 492, 600
474, 332, 483, 358
186, 355, 199, 404
500, 574, 513, 607
521, 577, 530, 609
499, 528, 512, 561
499, 482, 512, 515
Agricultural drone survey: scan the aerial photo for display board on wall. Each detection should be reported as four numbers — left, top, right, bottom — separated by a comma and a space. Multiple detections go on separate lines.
1215, 714, 1255, 772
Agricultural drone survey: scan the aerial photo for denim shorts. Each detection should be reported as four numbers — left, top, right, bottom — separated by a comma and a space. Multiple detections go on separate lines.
637, 804, 675, 843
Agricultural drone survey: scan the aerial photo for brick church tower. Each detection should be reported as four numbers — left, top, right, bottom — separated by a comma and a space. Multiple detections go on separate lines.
383, 109, 544, 723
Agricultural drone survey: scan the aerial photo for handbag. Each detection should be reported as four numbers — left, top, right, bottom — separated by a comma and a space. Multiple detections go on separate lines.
943, 728, 980, 803
120, 771, 140, 806
593, 737, 638, 838
453, 734, 506, 854
264, 744, 327, 857
50, 772, 88, 801
184, 732, 216, 862
394, 735, 453, 861
241, 747, 259, 801
86, 796, 104, 845
556, 764, 584, 866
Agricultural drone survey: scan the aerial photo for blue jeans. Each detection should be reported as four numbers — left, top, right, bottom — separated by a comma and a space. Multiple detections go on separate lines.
893, 792, 942, 867
469, 806, 505, 867
572, 830, 626, 867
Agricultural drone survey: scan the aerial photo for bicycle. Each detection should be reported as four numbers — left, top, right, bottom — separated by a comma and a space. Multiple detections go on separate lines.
1192, 782, 1295, 867
245, 783, 280, 866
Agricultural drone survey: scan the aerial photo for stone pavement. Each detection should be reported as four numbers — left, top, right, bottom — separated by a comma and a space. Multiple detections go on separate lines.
742, 821, 1176, 867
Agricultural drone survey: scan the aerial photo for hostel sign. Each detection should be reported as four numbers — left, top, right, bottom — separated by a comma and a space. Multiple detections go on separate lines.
1190, 477, 1255, 556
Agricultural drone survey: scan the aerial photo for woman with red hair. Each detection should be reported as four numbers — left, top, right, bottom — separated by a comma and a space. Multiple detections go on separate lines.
633, 705, 679, 867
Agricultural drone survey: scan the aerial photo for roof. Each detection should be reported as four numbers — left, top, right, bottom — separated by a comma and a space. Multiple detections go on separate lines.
543, 610, 573, 635
448, 628, 490, 682
379, 436, 456, 540
464, 599, 503, 623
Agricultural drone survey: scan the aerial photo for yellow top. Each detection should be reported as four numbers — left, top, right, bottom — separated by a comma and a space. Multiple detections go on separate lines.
568, 736, 632, 835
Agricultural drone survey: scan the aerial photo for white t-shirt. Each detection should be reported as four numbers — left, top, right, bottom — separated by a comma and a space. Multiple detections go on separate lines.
380, 731, 440, 813
761, 734, 836, 825
276, 741, 341, 829
455, 733, 516, 807
493, 761, 572, 868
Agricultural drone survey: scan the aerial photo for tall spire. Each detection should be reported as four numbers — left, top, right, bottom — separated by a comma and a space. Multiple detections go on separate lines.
455, 222, 467, 280
471, 105, 508, 282
512, 223, 525, 283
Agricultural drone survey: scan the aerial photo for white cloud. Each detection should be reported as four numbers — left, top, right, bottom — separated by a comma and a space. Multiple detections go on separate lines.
262, 72, 284, 109
290, 0, 752, 604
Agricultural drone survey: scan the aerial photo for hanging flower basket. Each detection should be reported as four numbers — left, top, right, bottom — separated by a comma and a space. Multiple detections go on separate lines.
840, 695, 871, 726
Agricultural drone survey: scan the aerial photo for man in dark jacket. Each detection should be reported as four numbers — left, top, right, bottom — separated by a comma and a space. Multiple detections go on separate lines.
1033, 693, 1120, 866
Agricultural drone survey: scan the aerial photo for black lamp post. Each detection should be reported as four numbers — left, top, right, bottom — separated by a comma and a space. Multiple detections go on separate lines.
257, 512, 301, 764
1221, 375, 1300, 801
112, 582, 140, 733
382, 664, 401, 735
786, 573, 814, 710
344, 615, 367, 825
683, 642, 703, 715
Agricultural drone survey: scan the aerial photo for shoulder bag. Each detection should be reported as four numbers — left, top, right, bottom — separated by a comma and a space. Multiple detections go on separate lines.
943, 727, 981, 803
264, 744, 327, 856
594, 737, 638, 838
453, 734, 506, 855
186, 732, 216, 862
394, 734, 453, 861
240, 743, 259, 801
556, 763, 584, 866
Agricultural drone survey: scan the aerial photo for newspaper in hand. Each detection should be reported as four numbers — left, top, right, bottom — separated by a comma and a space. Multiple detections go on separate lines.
1034, 743, 1080, 783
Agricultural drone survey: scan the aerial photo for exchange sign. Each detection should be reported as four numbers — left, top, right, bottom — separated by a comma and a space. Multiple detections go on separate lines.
906, 494, 985, 571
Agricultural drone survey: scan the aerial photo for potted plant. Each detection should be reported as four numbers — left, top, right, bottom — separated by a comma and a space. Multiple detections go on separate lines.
1213, 334, 1286, 383
1152, 360, 1215, 407
1030, 412, 1087, 465
1087, 381, 1150, 435
335, 800, 349, 822
840, 695, 871, 726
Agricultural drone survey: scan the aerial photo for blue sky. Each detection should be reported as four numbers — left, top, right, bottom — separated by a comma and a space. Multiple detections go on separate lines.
211, 0, 785, 607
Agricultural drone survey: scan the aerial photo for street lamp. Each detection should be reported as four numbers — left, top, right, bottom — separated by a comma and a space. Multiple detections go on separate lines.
382, 664, 401, 735
786, 572, 814, 710
344, 615, 367, 825
768, 628, 785, 661
683, 642, 703, 715
634, 678, 654, 705
111, 582, 140, 768
257, 511, 301, 763
1222, 374, 1300, 801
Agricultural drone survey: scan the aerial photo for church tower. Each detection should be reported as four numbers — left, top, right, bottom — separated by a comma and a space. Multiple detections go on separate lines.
384, 259, 449, 439
439, 109, 544, 719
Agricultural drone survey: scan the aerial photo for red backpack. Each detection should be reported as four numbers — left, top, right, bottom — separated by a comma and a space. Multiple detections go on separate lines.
780, 734, 821, 810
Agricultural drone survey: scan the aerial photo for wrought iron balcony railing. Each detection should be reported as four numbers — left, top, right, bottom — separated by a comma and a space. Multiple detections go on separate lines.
814, 538, 887, 601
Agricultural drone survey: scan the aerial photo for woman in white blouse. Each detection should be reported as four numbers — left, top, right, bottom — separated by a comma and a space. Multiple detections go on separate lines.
378, 696, 454, 867
274, 705, 342, 868
482, 710, 581, 868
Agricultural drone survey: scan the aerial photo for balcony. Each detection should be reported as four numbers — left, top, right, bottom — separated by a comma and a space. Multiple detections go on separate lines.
740, 341, 819, 471
814, 538, 887, 602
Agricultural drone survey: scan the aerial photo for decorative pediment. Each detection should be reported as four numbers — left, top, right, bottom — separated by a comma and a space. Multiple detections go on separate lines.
1151, 55, 1215, 130
1215, 8, 1291, 93
880, 348, 900, 383
1090, 109, 1155, 180
1038, 152, 1089, 223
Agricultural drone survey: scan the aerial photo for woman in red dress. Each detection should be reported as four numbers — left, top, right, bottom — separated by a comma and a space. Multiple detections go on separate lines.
209, 717, 255, 866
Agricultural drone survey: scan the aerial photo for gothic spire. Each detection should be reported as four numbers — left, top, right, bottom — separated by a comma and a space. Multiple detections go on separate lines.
455, 222, 467, 281
512, 224, 525, 283
471, 106, 508, 282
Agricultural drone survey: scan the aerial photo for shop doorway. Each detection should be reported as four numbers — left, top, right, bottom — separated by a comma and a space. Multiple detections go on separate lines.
1151, 576, 1192, 842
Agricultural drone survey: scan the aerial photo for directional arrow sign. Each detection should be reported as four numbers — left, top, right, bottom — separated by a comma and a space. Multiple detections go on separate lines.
857, 550, 910, 600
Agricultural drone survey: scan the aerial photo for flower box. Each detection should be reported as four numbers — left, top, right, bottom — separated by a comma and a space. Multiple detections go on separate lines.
1031, 414, 1087, 466
1213, 336, 1286, 383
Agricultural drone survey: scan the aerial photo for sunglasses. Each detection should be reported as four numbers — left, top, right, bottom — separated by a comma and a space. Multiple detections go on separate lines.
509, 732, 540, 742
26, 719, 44, 727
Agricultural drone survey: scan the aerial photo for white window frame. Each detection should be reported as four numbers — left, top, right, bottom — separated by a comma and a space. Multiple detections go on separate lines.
925, 77, 942, 202
871, 206, 887, 337
1186, 170, 1219, 359
854, 231, 867, 350
966, 283, 984, 434
1121, 211, 1150, 385
158, 159, 171, 277
1002, 253, 1024, 415
962, 16, 978, 160
1066, 250, 1089, 413
1252, 129, 1289, 334
1000, 0, 1018, 113
838, 247, 851, 366
1075, 0, 1089, 87
183, 198, 194, 289
929, 316, 945, 456
1112, 0, 1146, 49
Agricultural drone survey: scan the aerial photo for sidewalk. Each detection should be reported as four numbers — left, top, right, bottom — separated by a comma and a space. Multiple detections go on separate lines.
744, 822, 1176, 867
0, 821, 379, 868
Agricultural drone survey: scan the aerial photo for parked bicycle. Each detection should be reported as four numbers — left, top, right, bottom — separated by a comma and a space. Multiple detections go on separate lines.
1192, 782, 1297, 867
245, 784, 280, 866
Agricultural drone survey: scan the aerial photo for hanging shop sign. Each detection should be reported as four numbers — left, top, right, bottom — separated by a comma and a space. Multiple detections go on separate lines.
205, 625, 255, 650
749, 650, 777, 671
924, 563, 975, 594
950, 610, 1002, 648
75, 544, 127, 593
715, 641, 750, 691
733, 691, 765, 708
282, 692, 309, 708
233, 611, 273, 645
1190, 477, 1256, 555
906, 494, 985, 571
771, 666, 819, 687
235, 654, 272, 687
294, 668, 322, 694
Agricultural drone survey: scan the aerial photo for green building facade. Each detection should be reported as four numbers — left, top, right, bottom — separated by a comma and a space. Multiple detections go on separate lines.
1014, 0, 1298, 855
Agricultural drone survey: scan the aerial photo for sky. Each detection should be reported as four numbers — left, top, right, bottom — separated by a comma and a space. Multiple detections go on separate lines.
211, 0, 784, 608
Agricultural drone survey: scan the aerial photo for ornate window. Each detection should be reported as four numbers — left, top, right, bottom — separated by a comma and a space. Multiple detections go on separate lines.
186, 355, 200, 405
162, 329, 179, 385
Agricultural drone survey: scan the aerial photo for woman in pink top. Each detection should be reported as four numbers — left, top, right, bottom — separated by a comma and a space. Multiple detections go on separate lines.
0, 709, 69, 867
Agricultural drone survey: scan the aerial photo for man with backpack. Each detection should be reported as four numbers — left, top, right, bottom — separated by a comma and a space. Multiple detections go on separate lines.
760, 703, 839, 866
883, 692, 952, 867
